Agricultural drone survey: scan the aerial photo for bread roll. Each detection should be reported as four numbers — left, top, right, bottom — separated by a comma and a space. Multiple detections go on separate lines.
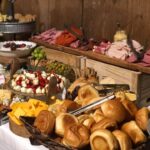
67, 77, 88, 93
135, 107, 149, 131
90, 129, 119, 150
78, 84, 99, 106
101, 99, 127, 123
78, 114, 95, 129
120, 99, 138, 118
91, 118, 117, 133
61, 100, 81, 112
112, 130, 132, 150
121, 121, 147, 144
63, 124, 90, 148
92, 109, 106, 123
34, 110, 55, 135
55, 113, 78, 136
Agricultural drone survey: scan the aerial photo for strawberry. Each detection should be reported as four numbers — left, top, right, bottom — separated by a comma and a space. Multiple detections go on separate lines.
18, 77, 23, 81
16, 80, 22, 86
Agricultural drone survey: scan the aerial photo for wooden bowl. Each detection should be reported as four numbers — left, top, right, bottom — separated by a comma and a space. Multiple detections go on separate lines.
9, 118, 31, 138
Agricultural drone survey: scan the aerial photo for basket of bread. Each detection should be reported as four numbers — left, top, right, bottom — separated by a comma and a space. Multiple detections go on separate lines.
6, 76, 150, 150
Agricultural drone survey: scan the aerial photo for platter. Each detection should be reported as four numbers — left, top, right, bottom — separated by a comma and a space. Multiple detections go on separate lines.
0, 41, 37, 57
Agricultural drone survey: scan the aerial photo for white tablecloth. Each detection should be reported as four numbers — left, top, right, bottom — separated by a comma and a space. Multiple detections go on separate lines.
0, 123, 48, 150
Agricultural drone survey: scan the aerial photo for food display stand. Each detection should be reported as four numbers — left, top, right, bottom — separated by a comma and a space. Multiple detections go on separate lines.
1, 1, 150, 150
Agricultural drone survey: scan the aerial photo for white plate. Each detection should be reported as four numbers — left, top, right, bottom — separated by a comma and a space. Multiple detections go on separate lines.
0, 41, 37, 57
0, 41, 37, 52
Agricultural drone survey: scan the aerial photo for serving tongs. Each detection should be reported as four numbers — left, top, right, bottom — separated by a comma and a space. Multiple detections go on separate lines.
70, 94, 115, 116
93, 84, 130, 95
127, 35, 145, 61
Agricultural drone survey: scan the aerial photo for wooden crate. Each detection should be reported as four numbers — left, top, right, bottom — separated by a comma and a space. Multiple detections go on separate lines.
81, 58, 150, 103
43, 47, 83, 69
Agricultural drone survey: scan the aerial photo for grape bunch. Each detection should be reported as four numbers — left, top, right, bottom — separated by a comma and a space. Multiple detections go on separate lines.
31, 47, 46, 60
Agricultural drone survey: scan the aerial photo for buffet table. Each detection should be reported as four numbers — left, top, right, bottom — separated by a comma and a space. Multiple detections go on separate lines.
0, 123, 47, 150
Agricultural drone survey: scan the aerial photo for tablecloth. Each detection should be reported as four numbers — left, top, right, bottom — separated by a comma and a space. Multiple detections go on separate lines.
0, 123, 48, 150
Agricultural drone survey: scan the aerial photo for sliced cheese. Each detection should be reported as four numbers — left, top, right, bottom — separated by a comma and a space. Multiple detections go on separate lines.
8, 112, 23, 125
14, 107, 26, 119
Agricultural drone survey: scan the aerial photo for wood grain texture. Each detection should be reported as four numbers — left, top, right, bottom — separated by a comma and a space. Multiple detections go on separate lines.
14, 0, 150, 46
43, 47, 82, 68
81, 58, 140, 93
49, 0, 82, 29
83, 0, 150, 46
15, 0, 82, 31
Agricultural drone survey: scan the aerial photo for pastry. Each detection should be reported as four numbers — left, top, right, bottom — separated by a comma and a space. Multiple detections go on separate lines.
78, 114, 95, 129
55, 113, 78, 136
121, 121, 147, 144
78, 84, 99, 106
101, 99, 127, 123
63, 124, 90, 148
92, 109, 106, 123
112, 130, 132, 150
120, 99, 138, 119
90, 129, 119, 150
135, 107, 149, 131
34, 110, 55, 135
91, 118, 117, 133
61, 100, 81, 112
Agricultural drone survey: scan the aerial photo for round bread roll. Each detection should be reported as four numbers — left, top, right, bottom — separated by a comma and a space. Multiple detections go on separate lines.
121, 121, 147, 144
63, 124, 90, 148
78, 114, 95, 129
120, 99, 138, 118
55, 113, 78, 136
90, 129, 119, 150
34, 110, 55, 135
91, 118, 117, 133
112, 130, 132, 150
92, 109, 106, 123
135, 107, 149, 131
67, 77, 88, 93
101, 99, 127, 123
53, 100, 81, 116
61, 100, 81, 112
78, 84, 99, 106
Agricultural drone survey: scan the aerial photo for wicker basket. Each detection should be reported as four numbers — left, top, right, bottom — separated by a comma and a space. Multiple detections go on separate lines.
9, 118, 31, 138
